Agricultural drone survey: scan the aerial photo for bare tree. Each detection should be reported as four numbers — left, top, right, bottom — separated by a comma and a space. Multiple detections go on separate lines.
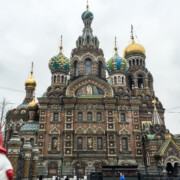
0, 98, 11, 139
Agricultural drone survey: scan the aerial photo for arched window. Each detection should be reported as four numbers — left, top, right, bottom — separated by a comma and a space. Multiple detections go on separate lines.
86, 59, 91, 75
53, 113, 58, 121
30, 138, 34, 147
121, 113, 125, 121
140, 59, 142, 66
129, 60, 131, 66
54, 76, 56, 83
98, 61, 102, 77
97, 112, 101, 121
114, 76, 117, 84
122, 76, 124, 84
136, 59, 139, 65
128, 76, 134, 90
79, 39, 81, 46
77, 137, 83, 149
52, 137, 58, 150
61, 75, 64, 83
133, 59, 135, 65
78, 112, 83, 121
74, 61, 78, 77
97, 138, 102, 150
87, 36, 90, 44
87, 112, 92, 121
87, 137, 93, 149
122, 138, 128, 150
138, 75, 143, 88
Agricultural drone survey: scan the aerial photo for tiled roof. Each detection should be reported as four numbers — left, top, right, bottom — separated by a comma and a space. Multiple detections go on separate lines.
19, 122, 39, 132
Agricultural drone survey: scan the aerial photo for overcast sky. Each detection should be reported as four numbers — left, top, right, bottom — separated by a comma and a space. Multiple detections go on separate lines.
0, 0, 180, 134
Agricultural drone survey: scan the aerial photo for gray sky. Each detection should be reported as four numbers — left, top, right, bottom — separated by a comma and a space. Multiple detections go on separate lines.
0, 0, 180, 133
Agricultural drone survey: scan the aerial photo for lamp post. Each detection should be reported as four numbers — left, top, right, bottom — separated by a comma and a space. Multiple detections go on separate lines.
76, 152, 80, 180
60, 156, 63, 178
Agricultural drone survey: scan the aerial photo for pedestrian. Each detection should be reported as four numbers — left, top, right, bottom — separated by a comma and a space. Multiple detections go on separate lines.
120, 172, 125, 180
55, 176, 58, 180
65, 176, 69, 180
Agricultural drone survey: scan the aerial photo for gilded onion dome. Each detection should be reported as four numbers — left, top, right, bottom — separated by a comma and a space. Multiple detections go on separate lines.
106, 37, 129, 74
25, 62, 37, 88
49, 36, 70, 73
28, 95, 38, 111
81, 2, 94, 21
123, 25, 146, 57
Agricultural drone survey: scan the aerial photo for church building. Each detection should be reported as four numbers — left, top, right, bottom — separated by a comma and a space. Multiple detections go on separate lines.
5, 3, 180, 179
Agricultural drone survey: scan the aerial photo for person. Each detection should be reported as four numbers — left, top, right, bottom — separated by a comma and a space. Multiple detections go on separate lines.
120, 172, 125, 180
65, 176, 69, 180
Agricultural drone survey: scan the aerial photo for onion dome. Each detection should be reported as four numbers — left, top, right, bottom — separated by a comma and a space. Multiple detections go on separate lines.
123, 25, 146, 57
28, 95, 38, 111
106, 37, 129, 74
25, 62, 37, 88
49, 36, 70, 73
81, 3, 94, 21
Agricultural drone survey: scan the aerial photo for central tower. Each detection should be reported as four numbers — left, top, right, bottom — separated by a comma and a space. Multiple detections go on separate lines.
70, 4, 106, 79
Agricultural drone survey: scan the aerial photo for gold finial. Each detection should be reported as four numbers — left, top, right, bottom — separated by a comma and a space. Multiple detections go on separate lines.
131, 25, 135, 43
31, 62, 34, 76
152, 99, 157, 109
87, 0, 89, 10
114, 36, 118, 54
60, 35, 63, 53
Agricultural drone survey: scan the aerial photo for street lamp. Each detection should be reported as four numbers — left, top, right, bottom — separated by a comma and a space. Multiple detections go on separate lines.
60, 156, 63, 178
76, 152, 80, 180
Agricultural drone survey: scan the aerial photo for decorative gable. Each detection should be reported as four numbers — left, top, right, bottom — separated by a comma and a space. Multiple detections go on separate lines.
49, 127, 60, 135
75, 127, 84, 135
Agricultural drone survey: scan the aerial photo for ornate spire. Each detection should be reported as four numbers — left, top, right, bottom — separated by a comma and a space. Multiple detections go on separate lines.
131, 25, 135, 44
152, 99, 163, 125
87, 0, 89, 11
31, 62, 33, 77
25, 62, 37, 88
60, 35, 63, 54
114, 36, 118, 54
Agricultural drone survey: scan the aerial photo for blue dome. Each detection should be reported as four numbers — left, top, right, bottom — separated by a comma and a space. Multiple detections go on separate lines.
82, 10, 94, 21
106, 54, 129, 74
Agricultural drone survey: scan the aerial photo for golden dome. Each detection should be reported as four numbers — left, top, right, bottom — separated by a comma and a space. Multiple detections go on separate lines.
25, 62, 37, 88
25, 74, 37, 88
123, 25, 146, 57
28, 96, 38, 111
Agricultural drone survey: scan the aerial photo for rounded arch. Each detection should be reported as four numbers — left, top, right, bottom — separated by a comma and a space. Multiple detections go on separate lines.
164, 156, 180, 167
81, 53, 96, 63
66, 75, 114, 97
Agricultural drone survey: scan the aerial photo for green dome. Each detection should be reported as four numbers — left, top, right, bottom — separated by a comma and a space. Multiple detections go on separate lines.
49, 52, 70, 73
106, 53, 129, 74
